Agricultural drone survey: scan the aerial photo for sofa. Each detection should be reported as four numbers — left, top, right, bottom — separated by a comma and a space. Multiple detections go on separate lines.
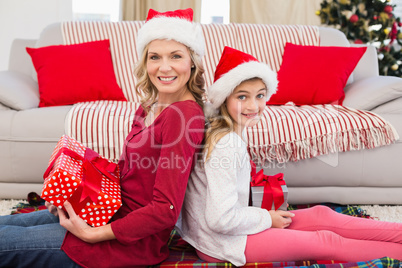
0, 21, 401, 204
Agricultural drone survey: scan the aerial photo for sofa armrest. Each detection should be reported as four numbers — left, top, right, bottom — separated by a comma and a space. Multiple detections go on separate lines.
371, 97, 402, 114
0, 71, 39, 110
343, 76, 402, 110
8, 39, 37, 77
349, 44, 379, 82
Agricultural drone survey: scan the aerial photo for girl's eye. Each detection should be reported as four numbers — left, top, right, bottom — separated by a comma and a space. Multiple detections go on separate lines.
238, 95, 246, 100
257, 93, 265, 99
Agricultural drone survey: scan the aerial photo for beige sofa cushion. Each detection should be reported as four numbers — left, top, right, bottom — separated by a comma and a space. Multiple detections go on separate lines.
0, 71, 39, 110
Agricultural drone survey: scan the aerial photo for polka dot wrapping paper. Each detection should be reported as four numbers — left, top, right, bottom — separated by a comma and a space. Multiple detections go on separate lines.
41, 135, 122, 227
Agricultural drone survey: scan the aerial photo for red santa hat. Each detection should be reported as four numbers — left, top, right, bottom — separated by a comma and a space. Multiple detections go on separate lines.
205, 46, 278, 116
136, 8, 205, 58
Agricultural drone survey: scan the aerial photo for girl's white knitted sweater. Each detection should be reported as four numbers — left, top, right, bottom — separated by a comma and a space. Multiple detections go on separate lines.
176, 131, 272, 266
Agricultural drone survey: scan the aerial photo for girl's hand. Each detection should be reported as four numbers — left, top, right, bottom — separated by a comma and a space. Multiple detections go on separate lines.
58, 201, 116, 244
45, 201, 58, 217
269, 210, 295, 229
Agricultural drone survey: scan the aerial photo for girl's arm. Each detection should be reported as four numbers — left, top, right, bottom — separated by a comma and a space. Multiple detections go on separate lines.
203, 133, 273, 236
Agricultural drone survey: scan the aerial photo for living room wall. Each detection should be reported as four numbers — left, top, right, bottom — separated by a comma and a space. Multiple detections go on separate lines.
0, 0, 72, 71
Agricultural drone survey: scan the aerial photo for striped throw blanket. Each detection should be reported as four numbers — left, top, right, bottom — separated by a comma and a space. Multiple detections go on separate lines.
62, 21, 398, 163
247, 103, 399, 164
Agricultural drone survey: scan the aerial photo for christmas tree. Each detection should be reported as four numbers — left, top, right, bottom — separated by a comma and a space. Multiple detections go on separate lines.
317, 0, 402, 77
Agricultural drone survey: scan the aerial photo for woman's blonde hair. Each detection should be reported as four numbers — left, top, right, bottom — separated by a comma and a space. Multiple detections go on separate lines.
134, 42, 205, 113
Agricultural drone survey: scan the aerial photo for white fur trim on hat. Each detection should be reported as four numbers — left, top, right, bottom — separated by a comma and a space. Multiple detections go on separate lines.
208, 61, 278, 112
137, 17, 205, 58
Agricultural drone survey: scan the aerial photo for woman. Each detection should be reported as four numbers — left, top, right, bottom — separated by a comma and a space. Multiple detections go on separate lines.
0, 8, 206, 268
176, 46, 402, 266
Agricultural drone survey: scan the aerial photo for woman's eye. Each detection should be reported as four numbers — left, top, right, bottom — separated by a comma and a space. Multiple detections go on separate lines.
172, 54, 182, 59
149, 55, 159, 60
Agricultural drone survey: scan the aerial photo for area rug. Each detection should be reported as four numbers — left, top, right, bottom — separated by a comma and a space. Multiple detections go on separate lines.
155, 204, 401, 268
3, 195, 402, 267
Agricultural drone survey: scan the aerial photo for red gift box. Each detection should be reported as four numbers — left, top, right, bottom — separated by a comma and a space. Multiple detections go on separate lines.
250, 161, 288, 211
41, 135, 122, 227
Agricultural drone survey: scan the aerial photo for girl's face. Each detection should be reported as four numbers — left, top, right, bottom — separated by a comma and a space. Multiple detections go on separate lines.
147, 39, 192, 98
225, 79, 267, 134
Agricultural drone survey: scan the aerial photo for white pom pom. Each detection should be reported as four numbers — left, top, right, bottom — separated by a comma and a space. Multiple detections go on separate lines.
203, 101, 218, 118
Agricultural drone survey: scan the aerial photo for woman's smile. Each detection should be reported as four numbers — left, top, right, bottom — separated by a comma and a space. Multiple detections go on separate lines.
158, 76, 177, 82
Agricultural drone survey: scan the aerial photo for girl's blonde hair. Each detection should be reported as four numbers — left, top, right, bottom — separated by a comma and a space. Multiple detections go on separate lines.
203, 103, 234, 161
134, 42, 205, 113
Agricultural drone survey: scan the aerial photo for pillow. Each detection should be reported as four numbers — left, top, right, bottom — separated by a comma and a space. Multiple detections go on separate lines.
0, 71, 39, 110
267, 43, 367, 106
343, 76, 402, 110
26, 40, 126, 107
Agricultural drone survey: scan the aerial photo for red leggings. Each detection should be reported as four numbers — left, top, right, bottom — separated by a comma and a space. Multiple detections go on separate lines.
198, 206, 402, 262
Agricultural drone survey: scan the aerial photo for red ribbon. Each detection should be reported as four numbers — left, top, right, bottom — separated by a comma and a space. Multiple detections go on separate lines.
43, 145, 119, 214
250, 161, 285, 211
390, 21, 398, 45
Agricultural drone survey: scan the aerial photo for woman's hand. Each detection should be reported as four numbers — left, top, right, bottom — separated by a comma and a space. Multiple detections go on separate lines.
269, 210, 295, 229
45, 201, 58, 217
58, 201, 116, 244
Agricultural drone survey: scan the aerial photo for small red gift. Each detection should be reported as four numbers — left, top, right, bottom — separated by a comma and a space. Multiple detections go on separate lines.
41, 135, 122, 227
250, 161, 288, 211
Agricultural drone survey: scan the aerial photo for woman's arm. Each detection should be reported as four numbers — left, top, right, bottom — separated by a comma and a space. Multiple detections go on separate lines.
111, 104, 205, 244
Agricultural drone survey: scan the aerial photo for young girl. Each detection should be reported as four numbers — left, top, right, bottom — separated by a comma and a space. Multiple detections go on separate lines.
0, 8, 206, 267
176, 46, 402, 266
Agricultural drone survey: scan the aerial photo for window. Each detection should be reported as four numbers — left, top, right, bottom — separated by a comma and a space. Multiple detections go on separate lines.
72, 0, 229, 23
200, 0, 230, 24
392, 0, 402, 19
72, 0, 121, 21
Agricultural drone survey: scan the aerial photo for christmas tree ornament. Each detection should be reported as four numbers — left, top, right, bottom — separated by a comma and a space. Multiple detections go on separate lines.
318, 0, 402, 77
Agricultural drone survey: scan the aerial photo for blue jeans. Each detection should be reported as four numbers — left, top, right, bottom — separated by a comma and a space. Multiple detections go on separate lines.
0, 210, 80, 268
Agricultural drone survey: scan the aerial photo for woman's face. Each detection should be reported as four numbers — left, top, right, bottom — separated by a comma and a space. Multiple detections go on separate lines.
146, 39, 193, 97
225, 79, 267, 134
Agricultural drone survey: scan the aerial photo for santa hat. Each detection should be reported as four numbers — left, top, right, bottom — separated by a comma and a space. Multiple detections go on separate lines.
205, 46, 278, 117
136, 8, 205, 58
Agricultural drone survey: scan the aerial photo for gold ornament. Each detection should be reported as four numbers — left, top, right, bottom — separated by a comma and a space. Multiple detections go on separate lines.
316, 10, 321, 16
358, 3, 367, 16
379, 12, 390, 23
339, 0, 351, 4
391, 64, 399, 71
384, 28, 390, 35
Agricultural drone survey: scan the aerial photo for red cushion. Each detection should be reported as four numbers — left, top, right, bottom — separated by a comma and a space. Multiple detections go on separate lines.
26, 40, 126, 107
267, 43, 367, 106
